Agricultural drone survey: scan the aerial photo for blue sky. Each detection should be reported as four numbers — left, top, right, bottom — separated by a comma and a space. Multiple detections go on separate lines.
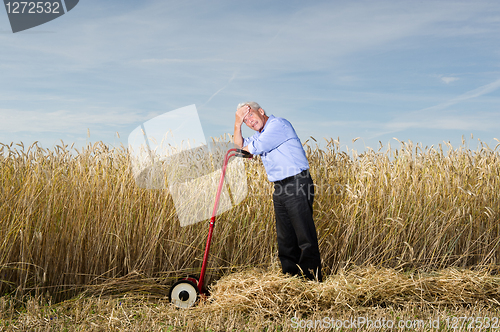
1, 0, 500, 153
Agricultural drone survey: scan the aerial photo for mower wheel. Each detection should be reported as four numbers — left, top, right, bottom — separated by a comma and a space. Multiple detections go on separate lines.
169, 279, 199, 308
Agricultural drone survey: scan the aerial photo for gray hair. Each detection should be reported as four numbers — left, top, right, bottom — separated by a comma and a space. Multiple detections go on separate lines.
237, 101, 265, 114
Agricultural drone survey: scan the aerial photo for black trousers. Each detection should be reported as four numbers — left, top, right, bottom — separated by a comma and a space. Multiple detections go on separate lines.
273, 170, 322, 281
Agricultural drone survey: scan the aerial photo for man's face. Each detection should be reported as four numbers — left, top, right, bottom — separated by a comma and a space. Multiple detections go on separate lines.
240, 106, 267, 132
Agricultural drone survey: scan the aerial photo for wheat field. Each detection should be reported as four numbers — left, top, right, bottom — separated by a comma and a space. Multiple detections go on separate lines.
1, 137, 500, 330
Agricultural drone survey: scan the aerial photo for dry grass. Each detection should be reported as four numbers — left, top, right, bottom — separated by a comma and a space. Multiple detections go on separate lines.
208, 265, 500, 313
2, 266, 500, 331
1, 137, 500, 329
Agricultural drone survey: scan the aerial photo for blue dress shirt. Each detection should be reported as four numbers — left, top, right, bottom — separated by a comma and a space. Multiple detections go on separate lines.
243, 115, 309, 182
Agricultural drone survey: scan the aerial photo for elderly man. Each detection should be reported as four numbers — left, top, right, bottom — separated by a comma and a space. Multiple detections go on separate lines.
234, 101, 322, 281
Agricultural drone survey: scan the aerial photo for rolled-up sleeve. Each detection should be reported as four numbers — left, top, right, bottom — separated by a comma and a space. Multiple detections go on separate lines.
243, 136, 254, 149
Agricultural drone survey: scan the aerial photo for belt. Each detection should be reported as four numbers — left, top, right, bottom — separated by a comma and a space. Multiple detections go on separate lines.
274, 169, 309, 186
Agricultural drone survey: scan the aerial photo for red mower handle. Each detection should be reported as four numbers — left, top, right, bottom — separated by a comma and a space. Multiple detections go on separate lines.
197, 147, 252, 293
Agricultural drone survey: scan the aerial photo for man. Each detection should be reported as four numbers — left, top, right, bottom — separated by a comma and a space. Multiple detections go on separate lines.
234, 101, 322, 281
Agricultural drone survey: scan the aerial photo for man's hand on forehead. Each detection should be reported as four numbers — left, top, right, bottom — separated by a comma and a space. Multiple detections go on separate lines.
236, 105, 251, 124
240, 105, 251, 115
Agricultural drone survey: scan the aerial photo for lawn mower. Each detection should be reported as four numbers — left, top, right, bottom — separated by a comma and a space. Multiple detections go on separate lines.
168, 147, 252, 308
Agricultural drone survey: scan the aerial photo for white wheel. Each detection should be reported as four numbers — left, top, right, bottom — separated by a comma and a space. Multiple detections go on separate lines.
169, 280, 199, 308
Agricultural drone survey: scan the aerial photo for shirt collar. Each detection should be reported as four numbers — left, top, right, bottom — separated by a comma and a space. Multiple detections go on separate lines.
260, 114, 274, 134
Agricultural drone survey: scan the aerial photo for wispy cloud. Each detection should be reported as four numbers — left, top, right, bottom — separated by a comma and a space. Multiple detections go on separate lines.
371, 78, 500, 137
1, 0, 500, 149
140, 58, 227, 64
383, 112, 500, 131
427, 78, 500, 112
441, 77, 460, 84
0, 108, 149, 133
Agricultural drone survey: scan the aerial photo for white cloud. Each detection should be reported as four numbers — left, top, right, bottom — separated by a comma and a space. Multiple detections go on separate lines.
441, 77, 460, 84
409, 78, 500, 115
0, 108, 149, 133
140, 58, 227, 64
368, 78, 500, 137
387, 112, 500, 131
2, 0, 500, 148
